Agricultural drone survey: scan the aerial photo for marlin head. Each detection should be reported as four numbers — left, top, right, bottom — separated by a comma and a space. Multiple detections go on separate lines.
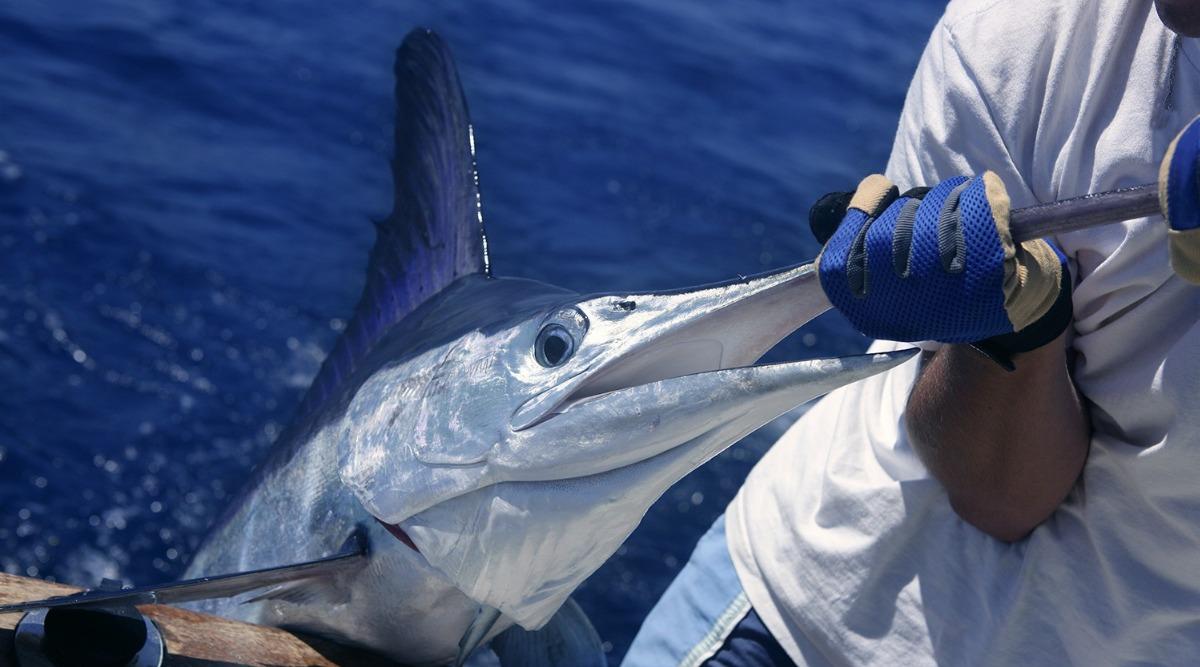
334, 261, 913, 630
296, 27, 915, 650
344, 259, 911, 515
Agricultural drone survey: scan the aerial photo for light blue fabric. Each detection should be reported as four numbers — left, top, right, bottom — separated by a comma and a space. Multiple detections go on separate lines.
623, 515, 751, 667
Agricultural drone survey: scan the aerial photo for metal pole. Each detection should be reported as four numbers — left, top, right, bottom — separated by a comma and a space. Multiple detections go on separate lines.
1009, 183, 1160, 243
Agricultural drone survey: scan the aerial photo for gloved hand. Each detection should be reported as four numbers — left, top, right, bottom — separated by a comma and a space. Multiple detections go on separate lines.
813, 172, 1072, 367
1160, 114, 1200, 283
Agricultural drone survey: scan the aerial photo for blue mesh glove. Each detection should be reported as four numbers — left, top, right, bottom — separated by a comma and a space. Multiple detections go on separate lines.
814, 173, 1071, 364
1160, 114, 1200, 284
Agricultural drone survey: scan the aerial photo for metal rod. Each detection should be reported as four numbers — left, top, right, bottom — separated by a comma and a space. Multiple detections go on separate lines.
1009, 183, 1160, 243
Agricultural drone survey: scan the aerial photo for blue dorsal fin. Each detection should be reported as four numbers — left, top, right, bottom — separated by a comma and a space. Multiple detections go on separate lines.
299, 29, 488, 418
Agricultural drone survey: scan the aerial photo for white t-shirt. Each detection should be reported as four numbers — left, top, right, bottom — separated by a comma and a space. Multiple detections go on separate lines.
727, 1, 1200, 664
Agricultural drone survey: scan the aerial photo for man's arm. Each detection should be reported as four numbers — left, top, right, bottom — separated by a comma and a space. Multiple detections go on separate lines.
906, 334, 1090, 542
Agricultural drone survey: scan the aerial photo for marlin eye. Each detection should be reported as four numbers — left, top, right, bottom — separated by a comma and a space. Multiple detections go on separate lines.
535, 324, 575, 367
533, 306, 588, 368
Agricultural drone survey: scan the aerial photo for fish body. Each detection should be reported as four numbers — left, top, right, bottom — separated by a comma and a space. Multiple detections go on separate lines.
181, 29, 916, 666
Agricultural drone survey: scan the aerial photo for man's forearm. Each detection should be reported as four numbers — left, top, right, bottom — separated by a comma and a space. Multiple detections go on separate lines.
905, 334, 1091, 542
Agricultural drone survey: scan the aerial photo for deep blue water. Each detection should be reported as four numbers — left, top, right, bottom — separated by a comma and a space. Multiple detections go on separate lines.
0, 0, 945, 661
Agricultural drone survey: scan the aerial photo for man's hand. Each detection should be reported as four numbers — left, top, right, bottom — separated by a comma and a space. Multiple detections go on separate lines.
814, 173, 1071, 366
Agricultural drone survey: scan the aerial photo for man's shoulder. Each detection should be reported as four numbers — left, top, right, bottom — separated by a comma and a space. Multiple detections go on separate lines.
941, 0, 1101, 36
937, 0, 1135, 57
929, 0, 1155, 104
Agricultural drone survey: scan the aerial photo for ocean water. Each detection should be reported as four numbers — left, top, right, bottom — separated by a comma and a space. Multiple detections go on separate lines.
0, 0, 946, 661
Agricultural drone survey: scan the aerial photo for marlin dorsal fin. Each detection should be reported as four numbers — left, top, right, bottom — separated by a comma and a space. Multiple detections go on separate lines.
300, 29, 488, 416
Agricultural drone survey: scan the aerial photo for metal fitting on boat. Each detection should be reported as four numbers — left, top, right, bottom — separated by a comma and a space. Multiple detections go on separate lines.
13, 580, 163, 667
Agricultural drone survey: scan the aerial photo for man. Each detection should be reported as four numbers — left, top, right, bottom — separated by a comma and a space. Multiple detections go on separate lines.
625, 0, 1200, 664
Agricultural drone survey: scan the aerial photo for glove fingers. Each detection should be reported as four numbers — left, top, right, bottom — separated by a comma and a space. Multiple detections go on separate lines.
842, 177, 953, 300
817, 174, 899, 298
848, 174, 899, 217
848, 174, 901, 296
809, 175, 900, 245
890, 198, 921, 278
935, 181, 971, 273
868, 184, 944, 291
846, 217, 873, 297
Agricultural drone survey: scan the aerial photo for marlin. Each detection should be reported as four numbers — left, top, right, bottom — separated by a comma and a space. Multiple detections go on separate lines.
1, 29, 915, 666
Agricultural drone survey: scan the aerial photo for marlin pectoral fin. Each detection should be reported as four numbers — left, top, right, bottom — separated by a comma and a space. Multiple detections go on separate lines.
492, 598, 605, 667
456, 605, 503, 667
0, 527, 369, 614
